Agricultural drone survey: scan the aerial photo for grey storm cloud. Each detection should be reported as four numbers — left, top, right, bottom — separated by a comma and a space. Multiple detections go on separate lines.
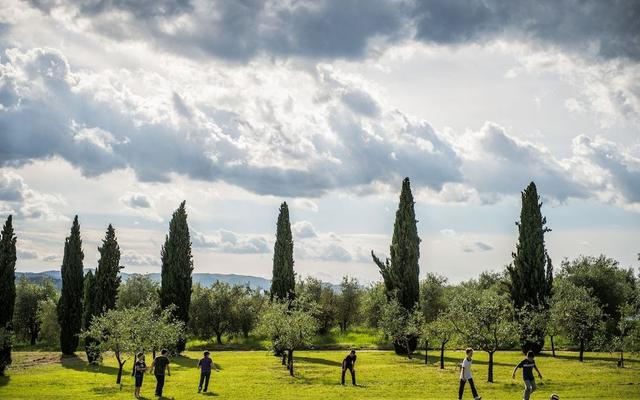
0, 47, 464, 197
120, 193, 152, 209
24, 0, 640, 62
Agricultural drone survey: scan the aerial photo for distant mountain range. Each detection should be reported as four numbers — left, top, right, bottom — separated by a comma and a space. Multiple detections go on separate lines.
16, 270, 272, 291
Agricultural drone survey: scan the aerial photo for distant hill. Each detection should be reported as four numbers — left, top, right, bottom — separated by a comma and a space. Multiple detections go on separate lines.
16, 270, 272, 291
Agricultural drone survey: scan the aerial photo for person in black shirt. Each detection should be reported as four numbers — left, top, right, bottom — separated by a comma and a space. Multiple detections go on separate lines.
133, 352, 147, 399
151, 349, 171, 397
341, 350, 357, 386
197, 351, 218, 393
512, 350, 543, 400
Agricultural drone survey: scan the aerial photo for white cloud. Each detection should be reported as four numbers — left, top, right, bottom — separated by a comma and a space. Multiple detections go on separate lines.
292, 220, 318, 239
192, 229, 270, 254
17, 248, 38, 259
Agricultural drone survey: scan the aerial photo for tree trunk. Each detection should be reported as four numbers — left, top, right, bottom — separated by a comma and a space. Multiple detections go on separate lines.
281, 351, 287, 366
152, 349, 156, 359
288, 349, 294, 376
115, 353, 126, 384
487, 351, 494, 383
424, 340, 428, 364
440, 342, 446, 369
216, 332, 222, 345
620, 351, 624, 368
550, 335, 555, 357
30, 330, 37, 346
579, 339, 584, 362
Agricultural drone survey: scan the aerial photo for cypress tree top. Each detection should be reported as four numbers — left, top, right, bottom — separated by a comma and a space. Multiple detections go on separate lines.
508, 182, 553, 310
160, 201, 194, 327
0, 215, 17, 328
58, 215, 85, 355
94, 224, 122, 313
373, 177, 421, 311
271, 202, 295, 301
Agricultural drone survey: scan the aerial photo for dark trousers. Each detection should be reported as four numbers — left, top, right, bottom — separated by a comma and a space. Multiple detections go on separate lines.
155, 374, 165, 396
458, 378, 478, 399
199, 371, 211, 391
341, 366, 356, 385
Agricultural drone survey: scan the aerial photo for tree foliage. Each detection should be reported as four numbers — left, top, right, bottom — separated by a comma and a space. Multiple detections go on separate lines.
257, 299, 318, 376
81, 305, 184, 384
449, 288, 518, 382
271, 202, 295, 301
372, 177, 420, 354
380, 297, 423, 359
14, 278, 57, 345
507, 182, 553, 354
419, 273, 448, 323
57, 215, 85, 355
0, 215, 16, 375
559, 255, 637, 335
94, 224, 122, 314
116, 274, 159, 309
36, 298, 60, 345
297, 277, 337, 334
159, 201, 193, 353
337, 276, 361, 332
552, 279, 604, 362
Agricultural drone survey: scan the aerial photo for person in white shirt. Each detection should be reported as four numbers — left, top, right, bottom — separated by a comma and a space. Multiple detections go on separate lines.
458, 348, 481, 400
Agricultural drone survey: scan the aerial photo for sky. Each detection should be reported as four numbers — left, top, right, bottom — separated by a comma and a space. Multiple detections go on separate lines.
0, 0, 639, 284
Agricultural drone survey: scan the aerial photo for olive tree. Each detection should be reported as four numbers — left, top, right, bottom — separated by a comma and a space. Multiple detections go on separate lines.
380, 298, 423, 359
257, 300, 318, 376
81, 305, 184, 384
449, 288, 518, 382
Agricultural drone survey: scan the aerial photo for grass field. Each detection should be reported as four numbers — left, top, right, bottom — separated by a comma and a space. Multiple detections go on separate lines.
0, 350, 638, 399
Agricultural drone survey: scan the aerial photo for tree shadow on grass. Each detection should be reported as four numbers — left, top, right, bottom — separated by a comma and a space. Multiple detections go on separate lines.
407, 352, 513, 368
296, 356, 342, 367
0, 375, 10, 387
60, 354, 121, 376
201, 392, 219, 396
170, 355, 223, 371
552, 353, 639, 365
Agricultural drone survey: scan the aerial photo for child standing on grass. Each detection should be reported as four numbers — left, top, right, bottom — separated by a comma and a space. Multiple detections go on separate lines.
197, 351, 219, 393
458, 348, 481, 400
512, 350, 543, 400
133, 352, 146, 399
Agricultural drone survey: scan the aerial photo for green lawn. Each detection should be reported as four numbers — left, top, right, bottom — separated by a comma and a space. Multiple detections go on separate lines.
0, 350, 638, 399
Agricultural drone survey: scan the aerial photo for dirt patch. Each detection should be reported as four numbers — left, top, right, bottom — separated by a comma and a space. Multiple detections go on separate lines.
11, 352, 70, 369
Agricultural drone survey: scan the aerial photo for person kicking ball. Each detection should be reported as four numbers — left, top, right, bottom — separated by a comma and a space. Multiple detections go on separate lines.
512, 350, 543, 400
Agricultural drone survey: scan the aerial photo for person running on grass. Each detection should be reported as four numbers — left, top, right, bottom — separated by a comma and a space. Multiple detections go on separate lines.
458, 348, 481, 400
133, 352, 147, 399
341, 350, 357, 386
150, 349, 171, 397
512, 350, 543, 400
197, 351, 219, 393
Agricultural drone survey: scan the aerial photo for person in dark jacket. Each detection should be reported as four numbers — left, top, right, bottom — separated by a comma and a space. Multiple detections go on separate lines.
341, 350, 357, 386
197, 351, 219, 393
150, 349, 171, 397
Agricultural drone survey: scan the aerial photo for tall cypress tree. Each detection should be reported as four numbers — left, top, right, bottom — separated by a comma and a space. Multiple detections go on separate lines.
507, 182, 553, 354
372, 177, 421, 310
372, 178, 421, 353
159, 201, 193, 353
81, 270, 99, 363
270, 202, 295, 301
0, 215, 17, 375
94, 224, 122, 313
57, 215, 84, 355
